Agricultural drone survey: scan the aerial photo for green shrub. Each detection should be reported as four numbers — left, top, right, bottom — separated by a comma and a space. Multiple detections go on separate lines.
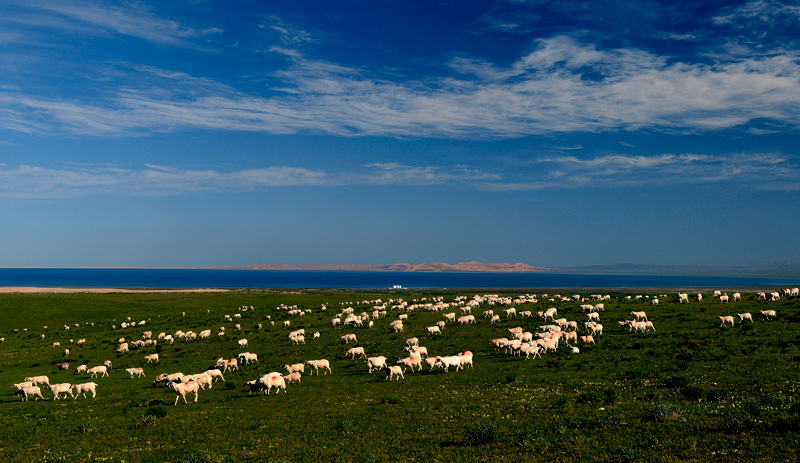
463, 421, 498, 446
146, 405, 168, 418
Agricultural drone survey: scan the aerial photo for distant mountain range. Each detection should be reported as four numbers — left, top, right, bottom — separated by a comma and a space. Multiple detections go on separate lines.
206, 261, 548, 273
204, 261, 800, 278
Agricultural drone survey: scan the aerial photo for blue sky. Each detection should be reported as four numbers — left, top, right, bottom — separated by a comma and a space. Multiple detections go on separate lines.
0, 0, 798, 268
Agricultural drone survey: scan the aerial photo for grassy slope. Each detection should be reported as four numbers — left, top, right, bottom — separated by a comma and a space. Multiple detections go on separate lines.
0, 289, 798, 463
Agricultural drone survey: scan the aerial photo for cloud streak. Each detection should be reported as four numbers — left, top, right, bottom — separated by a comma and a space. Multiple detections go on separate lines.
1, 34, 799, 138
482, 152, 800, 191
0, 163, 499, 199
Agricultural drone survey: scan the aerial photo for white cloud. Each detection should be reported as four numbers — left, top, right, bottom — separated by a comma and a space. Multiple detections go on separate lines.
0, 162, 499, 199
1, 34, 799, 138
482, 152, 800, 191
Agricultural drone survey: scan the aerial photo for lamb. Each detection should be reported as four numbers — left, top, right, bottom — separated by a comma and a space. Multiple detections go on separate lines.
304, 359, 332, 375
71, 382, 98, 399
718, 315, 735, 327
46, 383, 74, 400
737, 312, 753, 323
631, 311, 648, 322
457, 351, 474, 369
15, 386, 44, 401
760, 310, 777, 320
126, 367, 146, 378
238, 338, 248, 348
341, 333, 358, 343
222, 358, 239, 372
345, 347, 366, 359
732, 293, 742, 301
284, 371, 302, 384
117, 343, 129, 353
74, 365, 87, 375
405, 337, 419, 348
366, 356, 388, 373
12, 381, 34, 391
144, 354, 159, 364
580, 335, 595, 344
382, 365, 405, 381
651, 298, 660, 306
258, 373, 286, 395
170, 380, 199, 404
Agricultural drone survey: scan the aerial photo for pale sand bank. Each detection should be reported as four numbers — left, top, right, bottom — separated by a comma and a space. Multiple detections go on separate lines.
0, 287, 230, 294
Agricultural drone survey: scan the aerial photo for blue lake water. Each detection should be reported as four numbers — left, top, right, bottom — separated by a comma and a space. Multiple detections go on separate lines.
0, 268, 798, 290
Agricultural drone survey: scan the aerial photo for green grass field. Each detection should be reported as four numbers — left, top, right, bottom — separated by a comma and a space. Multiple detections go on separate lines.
0, 289, 798, 462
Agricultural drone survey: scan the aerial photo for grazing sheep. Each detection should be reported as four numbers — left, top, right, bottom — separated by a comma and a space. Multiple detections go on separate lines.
760, 310, 777, 320
397, 355, 423, 372
45, 383, 74, 400
678, 293, 689, 303
631, 311, 648, 322
15, 386, 44, 401
222, 358, 238, 372
341, 333, 358, 344
203, 369, 225, 382
382, 365, 405, 381
25, 375, 50, 386
366, 356, 388, 373
238, 339, 249, 349
718, 315, 735, 327
71, 382, 98, 399
126, 367, 146, 378
737, 312, 753, 323
719, 294, 730, 303
285, 363, 305, 375
434, 356, 462, 372
405, 337, 419, 348
457, 351, 474, 369
117, 343, 129, 353
12, 381, 34, 391
580, 335, 595, 344
304, 359, 332, 375
57, 362, 69, 371
170, 380, 199, 404
144, 354, 159, 364
345, 347, 366, 359
426, 326, 441, 335
74, 365, 87, 375
87, 366, 108, 378
258, 374, 287, 395
103, 360, 112, 370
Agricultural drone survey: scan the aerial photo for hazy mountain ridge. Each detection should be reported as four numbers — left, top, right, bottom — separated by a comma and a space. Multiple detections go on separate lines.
208, 261, 549, 273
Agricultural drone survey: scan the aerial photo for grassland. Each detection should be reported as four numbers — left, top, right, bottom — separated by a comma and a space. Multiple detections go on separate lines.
0, 288, 798, 462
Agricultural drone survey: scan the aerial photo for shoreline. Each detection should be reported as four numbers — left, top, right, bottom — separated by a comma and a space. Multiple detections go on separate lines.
0, 287, 230, 294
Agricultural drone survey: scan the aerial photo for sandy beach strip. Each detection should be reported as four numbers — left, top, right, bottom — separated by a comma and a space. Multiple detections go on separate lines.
0, 287, 230, 294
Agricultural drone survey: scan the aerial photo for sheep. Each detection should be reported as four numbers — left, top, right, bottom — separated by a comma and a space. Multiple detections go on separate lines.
389, 320, 404, 333
407, 345, 428, 358
519, 343, 542, 360
426, 326, 441, 335
444, 313, 456, 322
382, 365, 405, 381
126, 367, 146, 378
341, 333, 358, 344
424, 356, 440, 370
490, 314, 500, 324
238, 339, 249, 349
144, 354, 159, 364
74, 365, 87, 375
25, 375, 50, 386
238, 352, 259, 364
580, 335, 595, 344
203, 369, 225, 382
117, 343, 129, 353
718, 315, 735, 327
284, 372, 302, 384
258, 374, 286, 395
57, 362, 69, 371
732, 293, 742, 301
87, 366, 108, 378
719, 294, 730, 303
366, 356, 388, 373
457, 351, 474, 369
71, 382, 98, 399
678, 293, 689, 303
45, 383, 74, 400
397, 355, 422, 372
192, 373, 213, 390
544, 307, 558, 320
345, 347, 366, 359
586, 312, 600, 321
170, 380, 199, 404
651, 298, 660, 306
304, 359, 332, 375
15, 386, 44, 401
222, 358, 239, 372
434, 356, 462, 372
631, 311, 648, 322
504, 308, 516, 318
760, 310, 777, 320
103, 360, 112, 370
285, 363, 305, 375
457, 315, 476, 325
737, 312, 754, 323
405, 337, 419, 348
12, 381, 33, 391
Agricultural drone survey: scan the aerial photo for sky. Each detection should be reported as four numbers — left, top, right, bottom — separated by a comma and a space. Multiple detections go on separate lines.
0, 0, 798, 269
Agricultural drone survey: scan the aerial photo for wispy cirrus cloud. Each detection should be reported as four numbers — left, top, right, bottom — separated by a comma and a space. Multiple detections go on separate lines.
5, 0, 219, 46
483, 152, 800, 191
0, 162, 499, 199
1, 34, 799, 139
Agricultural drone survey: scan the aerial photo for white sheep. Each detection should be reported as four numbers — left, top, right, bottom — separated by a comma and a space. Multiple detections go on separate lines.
345, 347, 366, 359
238, 338, 249, 349
382, 365, 405, 381
46, 383, 74, 400
170, 380, 199, 404
760, 310, 777, 320
285, 363, 305, 375
12, 381, 34, 391
144, 354, 159, 364
87, 366, 108, 378
15, 386, 44, 401
718, 315, 735, 327
434, 355, 462, 372
25, 375, 50, 386
258, 374, 286, 395
426, 326, 441, 335
71, 382, 98, 399
737, 312, 753, 323
304, 359, 332, 375
340, 333, 358, 343
203, 369, 225, 382
126, 367, 146, 378
366, 356, 387, 373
